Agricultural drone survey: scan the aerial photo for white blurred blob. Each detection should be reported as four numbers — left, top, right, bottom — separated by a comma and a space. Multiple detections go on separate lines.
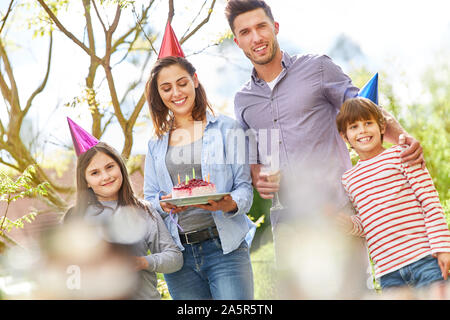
272, 161, 369, 299
5, 240, 41, 271
46, 220, 105, 264
274, 218, 366, 299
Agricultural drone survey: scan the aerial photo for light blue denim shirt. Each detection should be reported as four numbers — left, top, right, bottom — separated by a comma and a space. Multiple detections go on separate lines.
144, 112, 256, 254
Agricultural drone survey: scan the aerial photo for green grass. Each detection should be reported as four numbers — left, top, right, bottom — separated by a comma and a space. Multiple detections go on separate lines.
250, 241, 277, 300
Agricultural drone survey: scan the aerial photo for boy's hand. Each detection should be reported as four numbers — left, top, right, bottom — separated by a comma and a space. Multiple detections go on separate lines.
436, 252, 450, 280
398, 133, 425, 169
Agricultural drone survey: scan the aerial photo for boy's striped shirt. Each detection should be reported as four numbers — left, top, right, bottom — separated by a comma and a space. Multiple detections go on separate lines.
341, 145, 450, 278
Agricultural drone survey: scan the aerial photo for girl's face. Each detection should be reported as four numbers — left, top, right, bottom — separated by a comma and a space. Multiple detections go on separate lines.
85, 152, 123, 201
156, 64, 199, 119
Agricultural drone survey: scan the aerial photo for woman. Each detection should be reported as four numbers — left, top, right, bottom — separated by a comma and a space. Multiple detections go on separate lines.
64, 141, 183, 299
144, 56, 255, 300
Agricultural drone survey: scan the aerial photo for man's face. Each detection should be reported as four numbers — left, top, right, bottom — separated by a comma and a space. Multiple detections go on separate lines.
233, 8, 280, 66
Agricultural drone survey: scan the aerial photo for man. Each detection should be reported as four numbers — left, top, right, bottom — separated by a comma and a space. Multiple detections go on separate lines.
225, 0, 425, 298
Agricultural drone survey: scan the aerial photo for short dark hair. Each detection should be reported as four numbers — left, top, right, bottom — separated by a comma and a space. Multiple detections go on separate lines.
336, 97, 386, 142
225, 0, 274, 33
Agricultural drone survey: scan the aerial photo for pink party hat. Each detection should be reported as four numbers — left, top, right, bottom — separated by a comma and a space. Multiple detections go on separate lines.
158, 21, 185, 59
67, 117, 99, 156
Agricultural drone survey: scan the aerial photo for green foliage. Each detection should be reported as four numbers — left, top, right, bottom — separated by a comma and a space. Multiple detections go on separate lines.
156, 273, 171, 300
100, 0, 135, 8
247, 188, 271, 251
21, 0, 69, 38
443, 200, 450, 227
0, 165, 49, 248
251, 241, 276, 299
0, 165, 49, 202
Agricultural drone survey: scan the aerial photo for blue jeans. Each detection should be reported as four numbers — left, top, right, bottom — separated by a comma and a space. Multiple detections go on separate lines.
380, 255, 445, 289
164, 237, 254, 300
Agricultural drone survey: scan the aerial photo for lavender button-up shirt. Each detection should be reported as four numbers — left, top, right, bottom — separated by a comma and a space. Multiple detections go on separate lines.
234, 52, 359, 213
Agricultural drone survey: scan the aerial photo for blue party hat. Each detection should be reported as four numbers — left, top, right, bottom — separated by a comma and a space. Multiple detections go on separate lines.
358, 72, 378, 104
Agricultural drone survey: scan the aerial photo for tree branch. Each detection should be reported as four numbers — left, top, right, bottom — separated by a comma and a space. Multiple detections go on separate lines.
129, 92, 146, 128
0, 0, 15, 35
37, 0, 102, 65
181, 0, 208, 40
180, 0, 216, 45
23, 31, 53, 116
91, 0, 107, 34
0, 68, 11, 107
0, 38, 20, 111
0, 157, 20, 172
82, 0, 102, 138
112, 0, 154, 56
168, 0, 174, 24
130, 2, 157, 56
108, 4, 121, 35
83, 0, 97, 56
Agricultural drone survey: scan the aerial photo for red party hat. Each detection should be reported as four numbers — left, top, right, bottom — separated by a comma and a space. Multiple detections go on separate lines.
67, 117, 99, 156
158, 21, 185, 59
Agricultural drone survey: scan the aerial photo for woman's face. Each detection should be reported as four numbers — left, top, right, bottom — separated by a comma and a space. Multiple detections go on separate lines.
156, 64, 199, 119
85, 152, 123, 201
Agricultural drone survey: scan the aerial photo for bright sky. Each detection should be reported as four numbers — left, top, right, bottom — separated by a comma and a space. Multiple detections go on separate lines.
1, 0, 449, 159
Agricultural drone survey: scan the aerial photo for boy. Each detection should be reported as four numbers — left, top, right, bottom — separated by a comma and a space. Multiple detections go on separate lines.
336, 97, 450, 290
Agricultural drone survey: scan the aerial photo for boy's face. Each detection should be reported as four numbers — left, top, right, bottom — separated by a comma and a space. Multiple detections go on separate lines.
341, 117, 386, 160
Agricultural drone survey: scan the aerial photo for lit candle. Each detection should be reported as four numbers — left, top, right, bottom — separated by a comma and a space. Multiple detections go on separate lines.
192, 168, 195, 179
207, 173, 210, 183
178, 173, 181, 185
185, 175, 189, 184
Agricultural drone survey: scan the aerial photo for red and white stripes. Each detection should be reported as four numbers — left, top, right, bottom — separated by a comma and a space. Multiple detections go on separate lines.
342, 145, 450, 278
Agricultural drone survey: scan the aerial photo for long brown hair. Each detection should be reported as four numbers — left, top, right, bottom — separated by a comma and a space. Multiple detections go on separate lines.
145, 56, 214, 139
64, 142, 152, 221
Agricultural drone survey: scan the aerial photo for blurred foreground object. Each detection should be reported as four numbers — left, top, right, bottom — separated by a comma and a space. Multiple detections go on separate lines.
2, 221, 138, 299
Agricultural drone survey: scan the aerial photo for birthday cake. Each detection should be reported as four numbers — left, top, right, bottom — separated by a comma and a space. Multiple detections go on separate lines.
172, 179, 216, 198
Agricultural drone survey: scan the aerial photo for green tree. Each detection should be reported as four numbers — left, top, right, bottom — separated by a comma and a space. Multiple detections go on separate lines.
0, 165, 49, 251
0, 0, 218, 212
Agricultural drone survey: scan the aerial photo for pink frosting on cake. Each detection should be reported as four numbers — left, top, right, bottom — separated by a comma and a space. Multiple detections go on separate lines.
172, 179, 216, 198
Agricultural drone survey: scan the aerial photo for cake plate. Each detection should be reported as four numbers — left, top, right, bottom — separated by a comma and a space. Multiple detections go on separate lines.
159, 192, 231, 206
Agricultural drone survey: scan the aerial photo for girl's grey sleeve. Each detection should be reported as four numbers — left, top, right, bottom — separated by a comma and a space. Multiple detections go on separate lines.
144, 207, 183, 274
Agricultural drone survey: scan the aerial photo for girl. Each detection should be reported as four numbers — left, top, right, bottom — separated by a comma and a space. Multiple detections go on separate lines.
144, 56, 255, 300
64, 141, 183, 299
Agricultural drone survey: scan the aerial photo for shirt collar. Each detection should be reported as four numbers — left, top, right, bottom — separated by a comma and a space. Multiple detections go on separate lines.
251, 51, 292, 85
206, 110, 218, 125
